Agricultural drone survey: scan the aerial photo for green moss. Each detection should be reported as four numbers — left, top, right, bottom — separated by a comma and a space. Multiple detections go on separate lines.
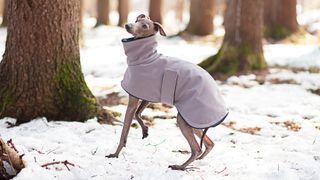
264, 26, 291, 40
54, 60, 98, 122
0, 90, 15, 118
199, 43, 266, 78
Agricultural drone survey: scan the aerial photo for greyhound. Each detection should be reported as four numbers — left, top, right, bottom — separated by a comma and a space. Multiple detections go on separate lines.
106, 14, 228, 171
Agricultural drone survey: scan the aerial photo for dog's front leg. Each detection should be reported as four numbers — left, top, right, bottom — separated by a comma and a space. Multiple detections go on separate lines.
106, 95, 139, 158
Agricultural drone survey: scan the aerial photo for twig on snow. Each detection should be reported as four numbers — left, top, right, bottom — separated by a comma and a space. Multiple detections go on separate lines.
41, 160, 75, 171
6, 139, 19, 153
215, 166, 227, 174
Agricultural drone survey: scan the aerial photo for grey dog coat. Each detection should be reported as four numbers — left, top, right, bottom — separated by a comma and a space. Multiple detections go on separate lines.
121, 35, 228, 129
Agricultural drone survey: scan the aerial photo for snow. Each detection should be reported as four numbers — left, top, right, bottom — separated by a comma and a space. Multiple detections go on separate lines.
1, 11, 320, 180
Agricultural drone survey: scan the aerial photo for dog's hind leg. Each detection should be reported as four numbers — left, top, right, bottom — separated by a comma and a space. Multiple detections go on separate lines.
135, 100, 149, 139
193, 129, 214, 160
106, 95, 139, 158
168, 114, 202, 171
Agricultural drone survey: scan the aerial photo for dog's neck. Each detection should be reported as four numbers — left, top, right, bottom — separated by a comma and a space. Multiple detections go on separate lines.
122, 35, 160, 66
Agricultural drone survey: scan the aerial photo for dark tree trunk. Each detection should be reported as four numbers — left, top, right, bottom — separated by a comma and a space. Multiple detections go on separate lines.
0, 0, 98, 124
1, 0, 8, 27
264, 0, 298, 40
149, 0, 163, 24
118, 0, 129, 27
199, 0, 266, 78
96, 0, 110, 26
185, 0, 215, 36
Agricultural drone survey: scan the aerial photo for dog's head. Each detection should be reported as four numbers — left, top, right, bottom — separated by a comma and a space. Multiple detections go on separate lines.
124, 14, 166, 38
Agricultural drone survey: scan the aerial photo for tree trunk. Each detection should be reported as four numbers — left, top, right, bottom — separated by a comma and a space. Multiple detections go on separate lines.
149, 0, 163, 24
264, 0, 298, 40
185, 0, 215, 36
1, 0, 8, 27
199, 0, 266, 79
96, 0, 110, 27
0, 0, 98, 124
80, 0, 84, 46
118, 0, 129, 27
175, 0, 184, 22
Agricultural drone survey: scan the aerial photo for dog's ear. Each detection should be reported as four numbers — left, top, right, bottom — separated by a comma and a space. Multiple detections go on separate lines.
153, 22, 166, 36
135, 14, 146, 22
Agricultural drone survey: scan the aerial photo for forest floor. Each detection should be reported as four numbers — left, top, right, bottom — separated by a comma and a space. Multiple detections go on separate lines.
1, 12, 320, 180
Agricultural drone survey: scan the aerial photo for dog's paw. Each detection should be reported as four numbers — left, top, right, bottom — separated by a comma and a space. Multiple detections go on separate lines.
168, 165, 186, 171
105, 154, 119, 158
142, 127, 149, 139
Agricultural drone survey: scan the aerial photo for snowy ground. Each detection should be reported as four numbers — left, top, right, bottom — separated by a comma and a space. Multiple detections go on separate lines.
1, 14, 320, 180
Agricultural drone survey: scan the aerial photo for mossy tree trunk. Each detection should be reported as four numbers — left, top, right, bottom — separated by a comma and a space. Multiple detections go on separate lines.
264, 0, 298, 40
118, 0, 129, 27
149, 0, 163, 24
199, 0, 266, 78
96, 0, 110, 27
1, 0, 8, 27
0, 0, 98, 124
185, 0, 215, 36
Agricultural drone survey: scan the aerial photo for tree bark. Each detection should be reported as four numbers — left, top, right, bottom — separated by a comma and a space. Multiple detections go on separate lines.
149, 0, 163, 24
185, 0, 215, 36
1, 0, 8, 27
264, 0, 298, 40
80, 0, 84, 46
199, 0, 266, 78
96, 0, 110, 27
0, 0, 98, 124
118, 0, 129, 27
175, 0, 184, 22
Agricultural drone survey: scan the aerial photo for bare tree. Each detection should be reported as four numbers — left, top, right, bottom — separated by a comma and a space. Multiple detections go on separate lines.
199, 0, 266, 78
264, 0, 298, 40
149, 0, 163, 23
118, 0, 129, 26
185, 0, 215, 36
0, 0, 97, 124
96, 0, 110, 27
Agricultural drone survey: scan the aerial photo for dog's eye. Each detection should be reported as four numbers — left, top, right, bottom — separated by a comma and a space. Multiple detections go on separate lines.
142, 24, 148, 29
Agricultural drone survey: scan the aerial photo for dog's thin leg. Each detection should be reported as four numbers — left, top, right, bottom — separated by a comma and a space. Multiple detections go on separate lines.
135, 100, 149, 139
169, 114, 202, 171
106, 95, 139, 158
193, 129, 214, 160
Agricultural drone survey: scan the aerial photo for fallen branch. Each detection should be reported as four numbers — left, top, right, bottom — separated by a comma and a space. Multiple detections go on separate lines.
41, 160, 75, 171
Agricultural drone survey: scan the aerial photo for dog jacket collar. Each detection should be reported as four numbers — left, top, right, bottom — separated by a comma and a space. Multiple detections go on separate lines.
121, 35, 228, 129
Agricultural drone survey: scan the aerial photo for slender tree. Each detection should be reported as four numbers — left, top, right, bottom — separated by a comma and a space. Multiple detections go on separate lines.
185, 0, 215, 36
0, 0, 98, 124
149, 0, 163, 24
118, 0, 129, 27
175, 0, 184, 22
96, 0, 110, 27
264, 0, 298, 40
1, 0, 8, 27
199, 0, 266, 78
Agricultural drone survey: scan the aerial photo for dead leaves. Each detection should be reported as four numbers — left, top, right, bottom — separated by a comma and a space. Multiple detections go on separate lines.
270, 121, 301, 132
222, 121, 261, 135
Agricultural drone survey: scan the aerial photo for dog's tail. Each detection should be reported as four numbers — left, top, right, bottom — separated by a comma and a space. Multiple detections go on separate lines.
200, 128, 209, 149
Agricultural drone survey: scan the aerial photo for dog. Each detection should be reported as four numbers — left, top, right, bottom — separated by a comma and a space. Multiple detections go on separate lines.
106, 14, 228, 171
